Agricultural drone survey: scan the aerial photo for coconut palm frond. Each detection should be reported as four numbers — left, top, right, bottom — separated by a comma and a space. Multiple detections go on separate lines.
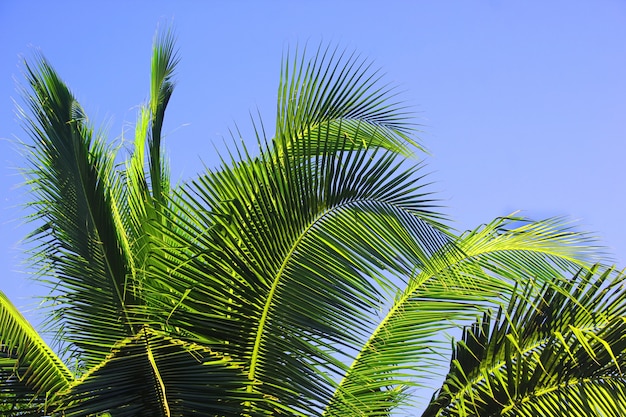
324, 216, 603, 415
423, 266, 626, 417
19, 56, 137, 365
142, 121, 446, 414
147, 27, 178, 203
275, 44, 422, 159
0, 291, 72, 413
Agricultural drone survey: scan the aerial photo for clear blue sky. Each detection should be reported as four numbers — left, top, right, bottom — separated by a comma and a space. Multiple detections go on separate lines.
1, 0, 625, 395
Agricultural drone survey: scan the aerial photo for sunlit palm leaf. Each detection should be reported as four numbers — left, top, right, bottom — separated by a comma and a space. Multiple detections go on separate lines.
324, 216, 601, 415
121, 29, 179, 303
0, 290, 72, 413
276, 45, 422, 158
142, 122, 448, 414
147, 27, 178, 204
423, 266, 626, 416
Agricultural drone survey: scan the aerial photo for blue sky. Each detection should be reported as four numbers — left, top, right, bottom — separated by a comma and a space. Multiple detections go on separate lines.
1, 0, 625, 394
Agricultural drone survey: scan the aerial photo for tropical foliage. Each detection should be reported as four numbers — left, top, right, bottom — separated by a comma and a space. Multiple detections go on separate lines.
1, 30, 625, 416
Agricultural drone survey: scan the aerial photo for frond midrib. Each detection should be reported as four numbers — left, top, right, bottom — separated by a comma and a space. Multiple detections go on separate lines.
245, 194, 422, 388
324, 236, 593, 414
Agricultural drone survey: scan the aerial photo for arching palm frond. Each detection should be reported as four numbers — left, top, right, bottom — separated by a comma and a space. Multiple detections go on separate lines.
142, 121, 448, 414
276, 45, 422, 159
422, 266, 626, 417
323, 216, 601, 415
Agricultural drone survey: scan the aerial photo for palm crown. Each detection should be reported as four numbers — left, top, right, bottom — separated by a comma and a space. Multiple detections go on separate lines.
1, 30, 625, 416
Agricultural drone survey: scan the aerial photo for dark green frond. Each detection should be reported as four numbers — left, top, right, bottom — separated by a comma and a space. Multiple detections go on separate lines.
20, 55, 136, 365
58, 326, 266, 417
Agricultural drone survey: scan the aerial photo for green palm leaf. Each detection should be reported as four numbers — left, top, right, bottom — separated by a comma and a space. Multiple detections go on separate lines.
120, 28, 179, 303
20, 55, 136, 365
0, 290, 72, 413
276, 45, 422, 158
147, 27, 178, 204
142, 123, 447, 414
59, 326, 264, 417
323, 216, 601, 415
18, 28, 181, 371
423, 266, 626, 416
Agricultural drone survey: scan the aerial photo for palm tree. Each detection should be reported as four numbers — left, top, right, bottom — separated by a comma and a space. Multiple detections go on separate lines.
1, 29, 625, 416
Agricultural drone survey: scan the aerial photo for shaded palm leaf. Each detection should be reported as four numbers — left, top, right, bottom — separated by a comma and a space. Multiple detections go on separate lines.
19, 56, 136, 366
58, 326, 265, 417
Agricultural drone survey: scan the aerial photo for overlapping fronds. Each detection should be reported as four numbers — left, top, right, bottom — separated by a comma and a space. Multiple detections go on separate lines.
4, 28, 621, 417
59, 326, 264, 417
120, 28, 179, 301
422, 266, 626, 416
143, 123, 448, 414
323, 216, 601, 415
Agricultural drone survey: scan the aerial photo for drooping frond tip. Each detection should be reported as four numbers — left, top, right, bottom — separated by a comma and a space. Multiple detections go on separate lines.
150, 26, 179, 115
148, 25, 180, 202
276, 42, 425, 159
